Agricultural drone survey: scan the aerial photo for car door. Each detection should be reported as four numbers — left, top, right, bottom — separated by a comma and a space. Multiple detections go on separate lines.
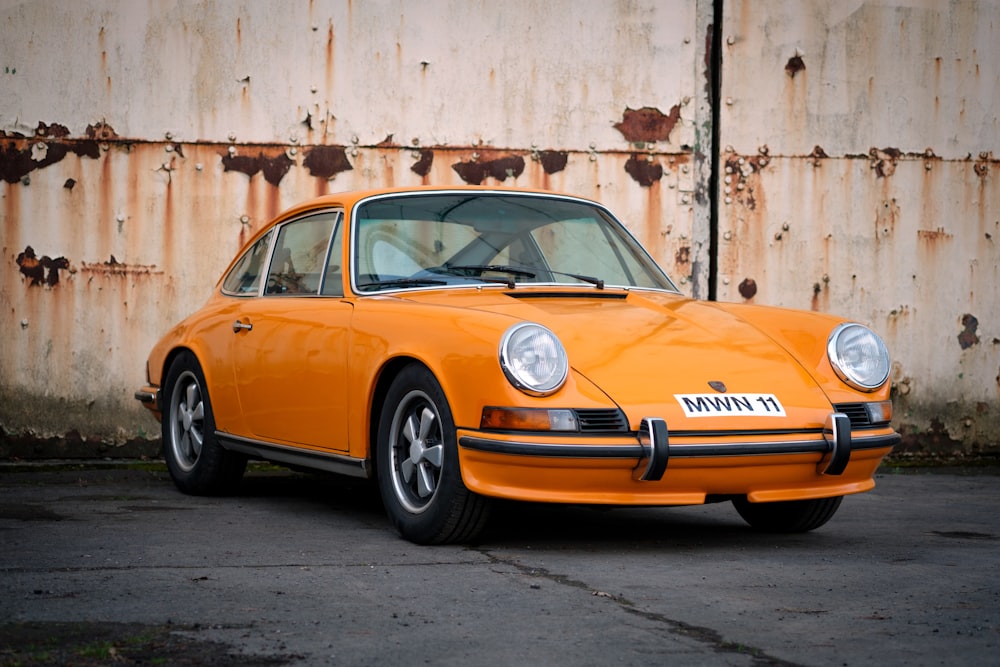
230, 210, 353, 451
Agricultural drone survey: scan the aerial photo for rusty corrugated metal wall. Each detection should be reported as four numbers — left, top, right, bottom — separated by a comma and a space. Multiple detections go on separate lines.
0, 0, 996, 455
716, 0, 999, 455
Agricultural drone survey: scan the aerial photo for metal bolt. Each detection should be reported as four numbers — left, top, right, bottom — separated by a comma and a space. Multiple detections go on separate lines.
195, 163, 203, 171
727, 35, 735, 45
20, 319, 28, 329
165, 144, 174, 153
240, 215, 250, 224
116, 214, 125, 223
723, 231, 732, 241
165, 131, 173, 140
782, 222, 790, 231
726, 97, 734, 105
228, 145, 236, 156
228, 132, 237, 142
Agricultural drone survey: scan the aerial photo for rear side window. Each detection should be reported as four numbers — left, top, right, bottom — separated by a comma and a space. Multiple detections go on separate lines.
222, 230, 274, 295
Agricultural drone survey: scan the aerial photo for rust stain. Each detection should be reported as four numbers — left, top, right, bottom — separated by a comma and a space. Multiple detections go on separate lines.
538, 150, 568, 175
86, 121, 119, 142
411, 149, 434, 177
1, 123, 105, 183
875, 198, 900, 240
958, 314, 979, 349
870, 147, 901, 178
80, 255, 161, 276
675, 246, 690, 265
16, 246, 71, 287
452, 153, 525, 185
624, 154, 663, 187
303, 145, 353, 179
917, 227, 953, 241
785, 55, 806, 78
614, 105, 681, 143
738, 277, 757, 300
35, 122, 70, 138
220, 148, 294, 186
974, 153, 990, 178
723, 149, 769, 210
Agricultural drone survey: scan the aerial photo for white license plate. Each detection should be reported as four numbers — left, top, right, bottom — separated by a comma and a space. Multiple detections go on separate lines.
674, 393, 786, 418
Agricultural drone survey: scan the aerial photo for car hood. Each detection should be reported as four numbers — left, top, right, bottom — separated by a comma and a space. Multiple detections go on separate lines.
398, 288, 835, 428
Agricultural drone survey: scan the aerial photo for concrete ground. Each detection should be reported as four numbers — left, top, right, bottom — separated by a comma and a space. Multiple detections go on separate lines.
1, 462, 997, 666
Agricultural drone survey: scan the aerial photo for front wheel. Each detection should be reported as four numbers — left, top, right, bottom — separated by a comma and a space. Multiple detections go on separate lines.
162, 351, 246, 495
376, 364, 490, 544
733, 496, 843, 532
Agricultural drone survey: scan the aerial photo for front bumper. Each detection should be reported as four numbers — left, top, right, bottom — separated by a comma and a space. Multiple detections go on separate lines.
457, 415, 899, 505
134, 385, 161, 413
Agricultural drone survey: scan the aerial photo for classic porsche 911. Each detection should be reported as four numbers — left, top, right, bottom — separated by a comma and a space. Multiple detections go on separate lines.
135, 186, 898, 544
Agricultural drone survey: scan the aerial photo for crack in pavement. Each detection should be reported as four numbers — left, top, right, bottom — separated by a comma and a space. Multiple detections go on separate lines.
475, 548, 802, 667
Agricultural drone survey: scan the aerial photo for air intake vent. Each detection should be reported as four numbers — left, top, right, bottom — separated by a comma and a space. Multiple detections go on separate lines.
833, 403, 871, 429
575, 409, 629, 432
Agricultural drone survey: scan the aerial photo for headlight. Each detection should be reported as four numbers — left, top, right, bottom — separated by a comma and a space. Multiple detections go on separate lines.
827, 323, 890, 391
499, 323, 569, 396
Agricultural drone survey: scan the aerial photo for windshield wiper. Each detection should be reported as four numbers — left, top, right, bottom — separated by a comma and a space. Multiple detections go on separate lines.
443, 264, 537, 278
358, 278, 447, 290
432, 264, 537, 289
550, 270, 605, 289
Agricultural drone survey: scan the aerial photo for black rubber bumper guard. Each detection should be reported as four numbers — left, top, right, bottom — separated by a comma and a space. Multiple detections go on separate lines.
634, 413, 852, 482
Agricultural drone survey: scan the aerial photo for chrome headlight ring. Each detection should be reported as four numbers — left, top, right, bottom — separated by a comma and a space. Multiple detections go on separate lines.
827, 322, 891, 392
499, 322, 569, 396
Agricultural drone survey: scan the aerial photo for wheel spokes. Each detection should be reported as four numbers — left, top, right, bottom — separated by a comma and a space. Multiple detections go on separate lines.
174, 377, 205, 467
397, 403, 442, 499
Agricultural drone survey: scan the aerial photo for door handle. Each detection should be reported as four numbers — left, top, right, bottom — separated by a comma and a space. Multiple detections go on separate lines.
232, 320, 253, 333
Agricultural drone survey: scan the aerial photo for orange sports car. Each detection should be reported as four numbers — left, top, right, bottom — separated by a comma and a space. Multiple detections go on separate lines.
136, 186, 898, 544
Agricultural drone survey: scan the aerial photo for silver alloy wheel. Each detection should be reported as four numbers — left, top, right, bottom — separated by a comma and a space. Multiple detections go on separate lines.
388, 389, 445, 514
168, 370, 205, 473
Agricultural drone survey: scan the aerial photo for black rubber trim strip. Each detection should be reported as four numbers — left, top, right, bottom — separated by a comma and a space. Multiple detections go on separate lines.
217, 432, 369, 478
458, 433, 900, 459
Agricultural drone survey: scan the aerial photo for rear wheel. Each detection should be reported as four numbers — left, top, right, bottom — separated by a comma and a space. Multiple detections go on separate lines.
377, 364, 490, 544
162, 351, 246, 495
733, 496, 843, 532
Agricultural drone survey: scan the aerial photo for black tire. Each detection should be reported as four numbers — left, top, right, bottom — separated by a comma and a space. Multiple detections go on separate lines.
733, 496, 843, 533
162, 351, 246, 495
376, 364, 490, 544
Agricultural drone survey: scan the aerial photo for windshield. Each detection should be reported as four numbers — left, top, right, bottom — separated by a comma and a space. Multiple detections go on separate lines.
352, 192, 677, 293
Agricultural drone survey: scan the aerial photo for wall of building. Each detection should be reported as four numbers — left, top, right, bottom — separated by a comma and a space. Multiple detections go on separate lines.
0, 0, 996, 456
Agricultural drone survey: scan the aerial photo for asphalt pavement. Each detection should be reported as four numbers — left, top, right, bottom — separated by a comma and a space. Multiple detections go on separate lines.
1, 462, 997, 666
